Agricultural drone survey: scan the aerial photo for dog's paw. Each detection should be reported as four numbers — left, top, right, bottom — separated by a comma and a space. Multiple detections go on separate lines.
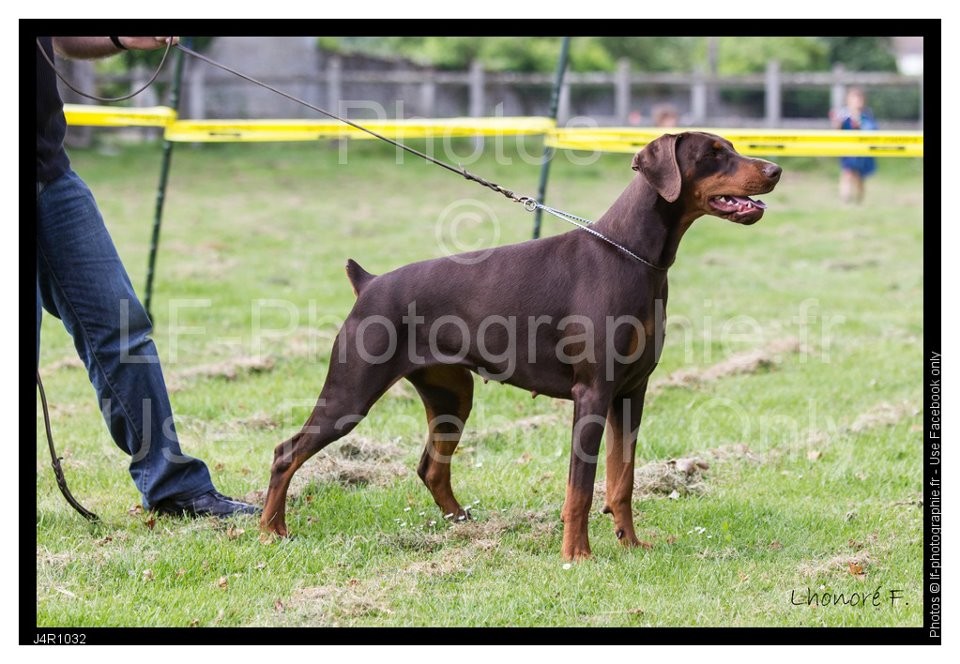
442, 506, 472, 523
562, 542, 593, 561
563, 550, 593, 562
259, 513, 288, 538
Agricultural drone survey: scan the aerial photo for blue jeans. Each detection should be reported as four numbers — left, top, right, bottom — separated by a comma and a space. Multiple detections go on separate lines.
36, 169, 213, 509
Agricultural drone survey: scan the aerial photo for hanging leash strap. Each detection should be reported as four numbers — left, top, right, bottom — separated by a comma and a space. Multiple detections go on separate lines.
173, 44, 668, 271
35, 37, 173, 103
36, 372, 99, 522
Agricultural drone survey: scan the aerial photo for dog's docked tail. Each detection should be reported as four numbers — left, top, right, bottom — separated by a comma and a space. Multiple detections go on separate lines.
345, 259, 375, 297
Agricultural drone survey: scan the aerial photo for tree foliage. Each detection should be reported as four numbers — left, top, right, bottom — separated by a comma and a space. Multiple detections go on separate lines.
316, 35, 898, 74
321, 36, 706, 72
717, 36, 829, 73
823, 36, 898, 72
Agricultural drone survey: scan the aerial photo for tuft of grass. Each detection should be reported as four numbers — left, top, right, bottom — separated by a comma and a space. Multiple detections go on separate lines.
36, 139, 923, 627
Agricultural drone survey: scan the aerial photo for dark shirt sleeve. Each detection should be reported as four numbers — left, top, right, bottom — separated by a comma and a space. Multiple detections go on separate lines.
36, 37, 71, 184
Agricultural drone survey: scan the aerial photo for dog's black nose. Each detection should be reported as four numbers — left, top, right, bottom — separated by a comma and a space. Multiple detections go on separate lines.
763, 163, 782, 181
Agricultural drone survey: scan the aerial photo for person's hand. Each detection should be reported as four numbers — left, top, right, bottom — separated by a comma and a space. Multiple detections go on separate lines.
117, 37, 179, 51
828, 108, 848, 129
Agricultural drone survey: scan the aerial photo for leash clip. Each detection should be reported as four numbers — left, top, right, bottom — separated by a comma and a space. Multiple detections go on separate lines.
521, 197, 539, 213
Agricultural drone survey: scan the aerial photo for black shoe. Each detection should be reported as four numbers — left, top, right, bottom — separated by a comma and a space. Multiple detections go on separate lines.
154, 490, 260, 518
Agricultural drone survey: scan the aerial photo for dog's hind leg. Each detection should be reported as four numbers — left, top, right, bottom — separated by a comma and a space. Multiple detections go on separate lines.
407, 365, 474, 522
260, 334, 401, 537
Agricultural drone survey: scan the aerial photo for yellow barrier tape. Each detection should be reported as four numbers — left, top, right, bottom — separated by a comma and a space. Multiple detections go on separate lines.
547, 127, 923, 158
63, 104, 177, 127
163, 117, 556, 142
62, 103, 922, 157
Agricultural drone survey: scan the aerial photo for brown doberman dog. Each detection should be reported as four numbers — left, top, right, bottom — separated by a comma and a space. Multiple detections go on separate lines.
261, 131, 781, 560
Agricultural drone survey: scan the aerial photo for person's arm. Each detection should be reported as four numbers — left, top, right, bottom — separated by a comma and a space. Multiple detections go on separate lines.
52, 37, 178, 60
828, 107, 850, 130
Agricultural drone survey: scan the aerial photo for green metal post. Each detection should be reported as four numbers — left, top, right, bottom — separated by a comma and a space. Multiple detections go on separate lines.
144, 37, 188, 321
532, 36, 571, 239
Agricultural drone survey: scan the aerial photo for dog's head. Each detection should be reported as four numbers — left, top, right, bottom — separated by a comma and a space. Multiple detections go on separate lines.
632, 131, 781, 225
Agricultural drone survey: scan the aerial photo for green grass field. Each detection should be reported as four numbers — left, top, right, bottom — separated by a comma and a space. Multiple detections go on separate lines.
35, 137, 924, 628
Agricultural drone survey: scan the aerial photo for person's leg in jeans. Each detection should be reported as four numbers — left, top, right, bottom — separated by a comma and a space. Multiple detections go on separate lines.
36, 170, 214, 509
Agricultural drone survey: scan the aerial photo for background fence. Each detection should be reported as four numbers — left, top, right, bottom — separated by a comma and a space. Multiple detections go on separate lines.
63, 46, 923, 138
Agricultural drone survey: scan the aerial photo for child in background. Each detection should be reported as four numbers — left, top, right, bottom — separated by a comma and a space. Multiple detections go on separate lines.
830, 87, 878, 204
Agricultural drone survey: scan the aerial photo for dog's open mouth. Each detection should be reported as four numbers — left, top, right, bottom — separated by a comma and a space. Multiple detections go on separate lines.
709, 195, 767, 224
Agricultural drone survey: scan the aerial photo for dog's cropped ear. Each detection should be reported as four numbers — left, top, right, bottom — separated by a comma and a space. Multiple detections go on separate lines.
632, 133, 682, 203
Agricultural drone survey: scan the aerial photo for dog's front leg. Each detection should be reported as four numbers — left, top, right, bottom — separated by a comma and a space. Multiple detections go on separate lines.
602, 384, 647, 547
561, 384, 612, 561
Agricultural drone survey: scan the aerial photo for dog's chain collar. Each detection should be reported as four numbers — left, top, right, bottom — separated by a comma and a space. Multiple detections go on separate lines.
525, 201, 670, 271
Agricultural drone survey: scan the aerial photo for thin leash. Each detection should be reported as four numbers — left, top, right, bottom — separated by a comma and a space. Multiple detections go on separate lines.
36, 372, 99, 522
172, 43, 669, 272
36, 37, 173, 103
174, 43, 529, 208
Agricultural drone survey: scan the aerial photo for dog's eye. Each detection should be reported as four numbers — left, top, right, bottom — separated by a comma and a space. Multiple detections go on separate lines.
709, 145, 730, 163
699, 146, 724, 164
